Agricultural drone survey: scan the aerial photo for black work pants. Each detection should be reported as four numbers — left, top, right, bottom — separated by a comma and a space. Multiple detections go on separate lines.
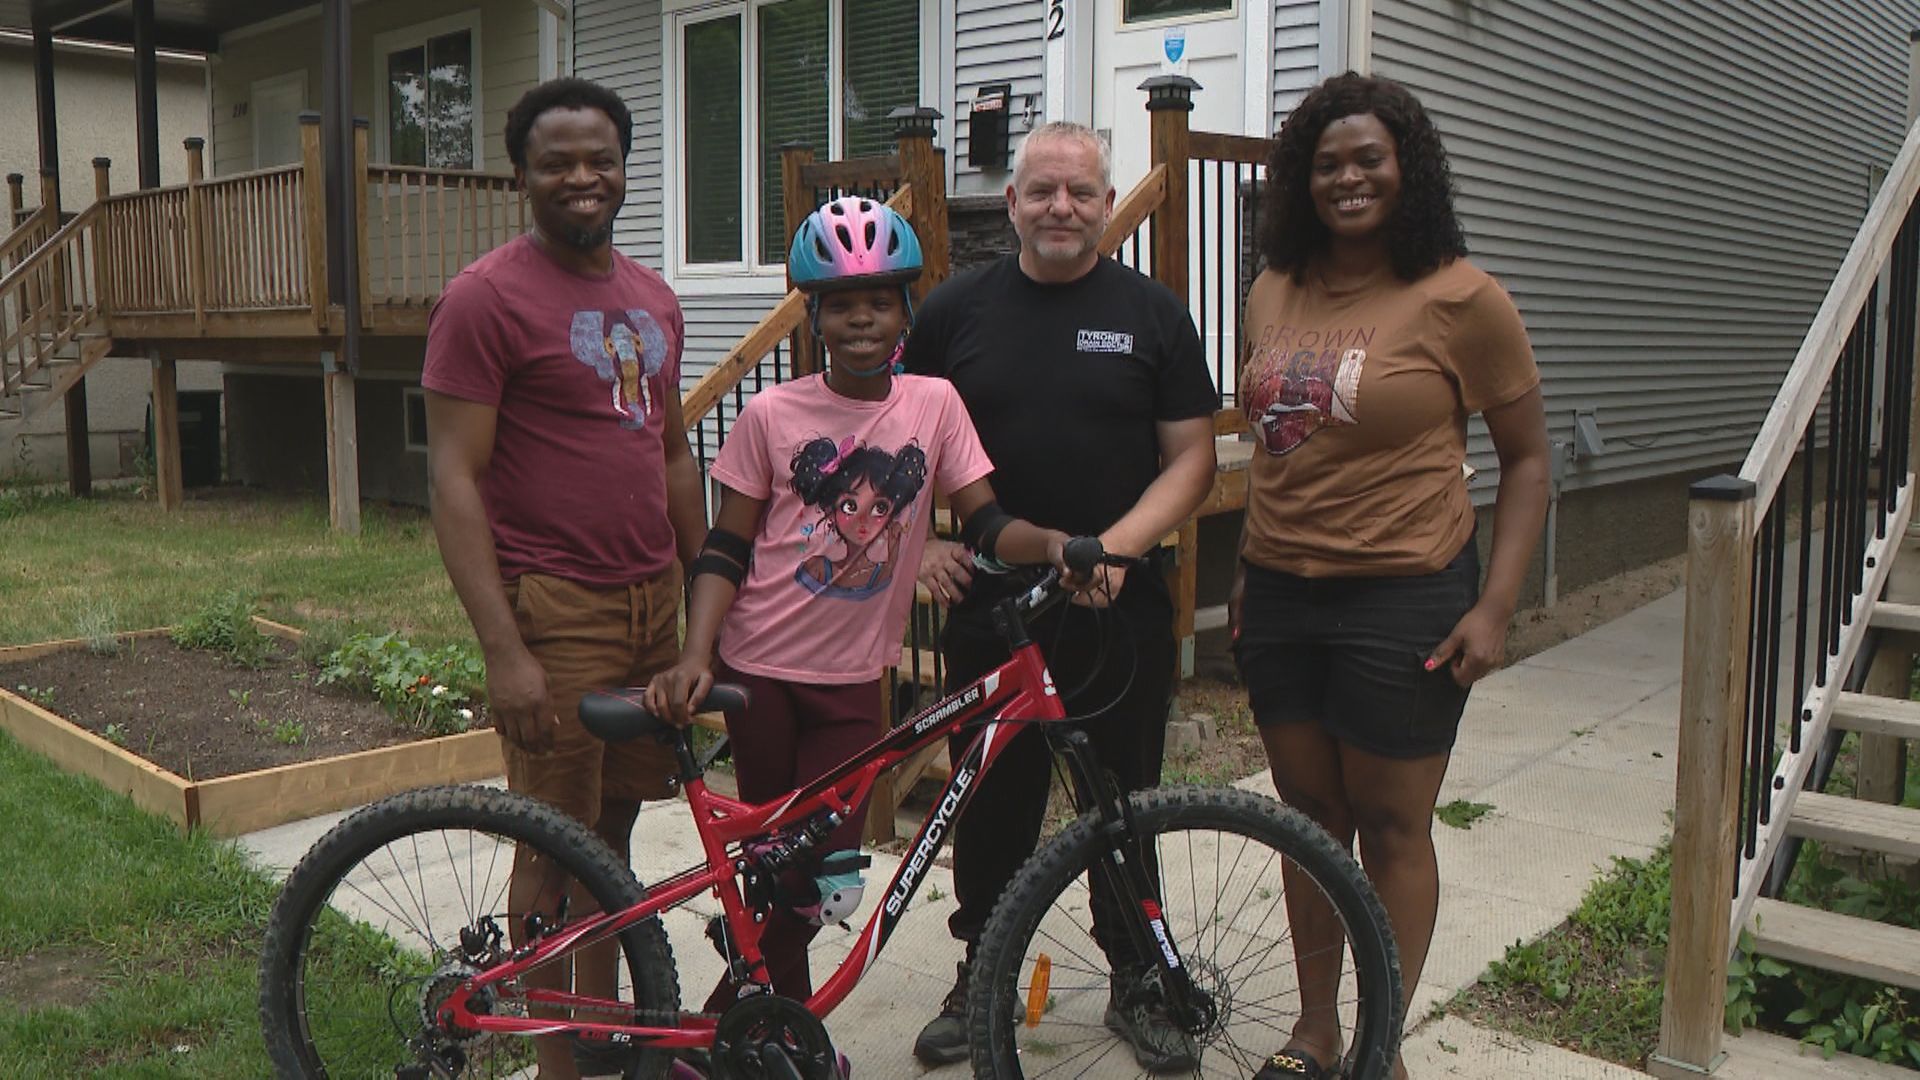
941, 586, 1176, 971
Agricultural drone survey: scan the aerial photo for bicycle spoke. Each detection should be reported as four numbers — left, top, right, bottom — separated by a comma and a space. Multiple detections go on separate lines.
264, 789, 677, 1080
975, 790, 1401, 1079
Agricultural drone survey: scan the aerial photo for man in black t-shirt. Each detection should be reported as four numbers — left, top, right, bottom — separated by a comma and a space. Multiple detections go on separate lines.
903, 121, 1217, 1071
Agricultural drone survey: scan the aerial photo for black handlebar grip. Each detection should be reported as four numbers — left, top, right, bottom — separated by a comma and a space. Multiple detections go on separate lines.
1063, 536, 1105, 577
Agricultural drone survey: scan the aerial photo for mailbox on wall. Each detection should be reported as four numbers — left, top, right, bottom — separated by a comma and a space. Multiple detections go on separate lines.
968, 83, 1012, 170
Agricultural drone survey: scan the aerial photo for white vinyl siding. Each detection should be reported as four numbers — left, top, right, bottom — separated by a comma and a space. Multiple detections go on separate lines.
1372, 0, 1917, 493
952, 0, 1044, 194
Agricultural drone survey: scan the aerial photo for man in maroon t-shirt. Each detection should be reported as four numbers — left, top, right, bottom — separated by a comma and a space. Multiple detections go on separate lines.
422, 77, 705, 1080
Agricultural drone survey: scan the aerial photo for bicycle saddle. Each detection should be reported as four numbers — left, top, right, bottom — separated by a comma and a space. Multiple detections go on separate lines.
578, 684, 749, 743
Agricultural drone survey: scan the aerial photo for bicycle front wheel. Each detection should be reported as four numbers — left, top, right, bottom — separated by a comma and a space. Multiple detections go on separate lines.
969, 786, 1402, 1079
258, 784, 679, 1079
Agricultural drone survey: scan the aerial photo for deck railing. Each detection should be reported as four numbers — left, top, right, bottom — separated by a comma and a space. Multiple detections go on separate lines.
197, 165, 312, 312
0, 201, 102, 399
366, 166, 525, 307
1652, 112, 1920, 1078
61, 119, 522, 333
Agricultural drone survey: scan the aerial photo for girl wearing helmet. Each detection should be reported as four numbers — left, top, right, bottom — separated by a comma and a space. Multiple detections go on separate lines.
645, 198, 1075, 1036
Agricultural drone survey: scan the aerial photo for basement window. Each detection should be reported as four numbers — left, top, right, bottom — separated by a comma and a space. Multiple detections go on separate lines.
404, 387, 429, 452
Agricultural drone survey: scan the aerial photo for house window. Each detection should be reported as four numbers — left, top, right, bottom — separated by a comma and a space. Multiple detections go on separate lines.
404, 387, 430, 451
378, 14, 481, 169
674, 0, 922, 273
1122, 0, 1233, 22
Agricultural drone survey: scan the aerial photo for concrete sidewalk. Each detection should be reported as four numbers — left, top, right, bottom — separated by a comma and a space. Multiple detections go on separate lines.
240, 586, 1687, 1079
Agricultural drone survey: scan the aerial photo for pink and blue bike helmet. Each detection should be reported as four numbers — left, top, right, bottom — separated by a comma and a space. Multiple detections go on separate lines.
787, 196, 923, 295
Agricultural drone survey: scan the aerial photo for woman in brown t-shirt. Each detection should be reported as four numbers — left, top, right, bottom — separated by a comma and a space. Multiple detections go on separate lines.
1232, 74, 1550, 1080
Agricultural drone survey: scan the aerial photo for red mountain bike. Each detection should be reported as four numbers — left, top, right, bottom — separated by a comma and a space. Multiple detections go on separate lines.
259, 539, 1402, 1078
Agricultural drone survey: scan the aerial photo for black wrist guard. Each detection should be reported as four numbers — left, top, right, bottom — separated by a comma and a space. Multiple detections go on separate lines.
690, 527, 752, 588
958, 501, 1015, 560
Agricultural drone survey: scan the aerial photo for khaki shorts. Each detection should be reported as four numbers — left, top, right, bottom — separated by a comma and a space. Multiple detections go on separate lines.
500, 567, 682, 822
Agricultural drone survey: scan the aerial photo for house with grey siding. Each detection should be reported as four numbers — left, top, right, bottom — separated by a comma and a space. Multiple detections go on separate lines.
578, 0, 1920, 596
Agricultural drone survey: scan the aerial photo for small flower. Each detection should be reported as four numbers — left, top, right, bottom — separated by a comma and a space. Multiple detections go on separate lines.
457, 708, 474, 721
431, 684, 449, 697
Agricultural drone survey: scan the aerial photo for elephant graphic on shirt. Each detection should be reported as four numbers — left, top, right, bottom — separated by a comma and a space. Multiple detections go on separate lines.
568, 308, 669, 430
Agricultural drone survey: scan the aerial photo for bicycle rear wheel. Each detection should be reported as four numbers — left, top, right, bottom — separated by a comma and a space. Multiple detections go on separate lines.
258, 784, 679, 1079
969, 786, 1401, 1079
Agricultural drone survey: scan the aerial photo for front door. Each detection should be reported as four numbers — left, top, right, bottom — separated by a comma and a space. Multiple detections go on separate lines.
1092, 0, 1245, 194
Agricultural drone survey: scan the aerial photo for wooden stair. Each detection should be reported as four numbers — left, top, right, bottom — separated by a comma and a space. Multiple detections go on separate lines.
1746, 897, 1920, 992
0, 333, 112, 423
1831, 690, 1920, 740
1787, 790, 1920, 860
1868, 598, 1920, 634
1721, 1028, 1920, 1078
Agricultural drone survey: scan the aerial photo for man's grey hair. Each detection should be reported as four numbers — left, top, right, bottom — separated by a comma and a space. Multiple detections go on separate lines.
1010, 122, 1113, 192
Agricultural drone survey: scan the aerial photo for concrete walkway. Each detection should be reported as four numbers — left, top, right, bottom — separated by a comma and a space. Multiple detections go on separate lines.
240, 586, 1687, 1079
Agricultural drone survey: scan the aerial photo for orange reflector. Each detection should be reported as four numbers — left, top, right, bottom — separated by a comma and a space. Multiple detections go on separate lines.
1024, 954, 1052, 1028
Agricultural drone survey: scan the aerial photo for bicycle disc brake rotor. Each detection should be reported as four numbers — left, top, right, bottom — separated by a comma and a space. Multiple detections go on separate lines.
710, 996, 837, 1080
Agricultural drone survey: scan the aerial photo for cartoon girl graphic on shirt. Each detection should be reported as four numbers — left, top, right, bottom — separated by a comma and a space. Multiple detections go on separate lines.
789, 436, 928, 599
567, 308, 668, 430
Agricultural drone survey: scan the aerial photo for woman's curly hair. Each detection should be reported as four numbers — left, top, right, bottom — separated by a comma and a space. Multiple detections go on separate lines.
1259, 73, 1466, 282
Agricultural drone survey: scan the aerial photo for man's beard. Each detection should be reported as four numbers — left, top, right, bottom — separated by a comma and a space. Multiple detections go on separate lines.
552, 193, 624, 250
558, 218, 616, 250
1027, 231, 1097, 264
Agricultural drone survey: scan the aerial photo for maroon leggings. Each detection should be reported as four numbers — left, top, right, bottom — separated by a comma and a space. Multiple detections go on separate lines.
704, 660, 883, 1008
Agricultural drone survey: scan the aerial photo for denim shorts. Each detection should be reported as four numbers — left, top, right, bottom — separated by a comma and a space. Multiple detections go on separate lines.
1232, 537, 1481, 760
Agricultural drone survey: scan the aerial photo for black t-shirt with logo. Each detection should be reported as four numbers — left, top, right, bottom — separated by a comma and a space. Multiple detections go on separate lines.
902, 254, 1217, 614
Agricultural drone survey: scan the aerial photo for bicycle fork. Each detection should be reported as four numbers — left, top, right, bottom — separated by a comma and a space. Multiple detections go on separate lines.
1051, 730, 1216, 1035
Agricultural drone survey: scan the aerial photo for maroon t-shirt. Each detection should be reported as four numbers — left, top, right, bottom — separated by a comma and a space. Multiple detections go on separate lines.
422, 235, 684, 587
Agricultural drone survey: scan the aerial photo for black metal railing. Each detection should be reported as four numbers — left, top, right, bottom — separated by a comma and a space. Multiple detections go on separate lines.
1732, 201, 1920, 888
690, 340, 793, 477
1192, 160, 1262, 410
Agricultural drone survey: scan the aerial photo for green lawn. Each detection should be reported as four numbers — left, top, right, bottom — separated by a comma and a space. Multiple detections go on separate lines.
0, 487, 468, 1072
0, 487, 466, 648
0, 726, 279, 1076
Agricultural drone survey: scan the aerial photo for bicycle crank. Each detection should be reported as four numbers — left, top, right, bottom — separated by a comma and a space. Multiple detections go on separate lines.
710, 995, 847, 1080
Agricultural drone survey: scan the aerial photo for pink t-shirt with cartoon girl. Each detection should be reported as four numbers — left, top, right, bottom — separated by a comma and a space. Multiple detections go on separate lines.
711, 374, 994, 684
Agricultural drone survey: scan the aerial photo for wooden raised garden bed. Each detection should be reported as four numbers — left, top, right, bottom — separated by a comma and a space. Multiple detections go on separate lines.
0, 619, 502, 837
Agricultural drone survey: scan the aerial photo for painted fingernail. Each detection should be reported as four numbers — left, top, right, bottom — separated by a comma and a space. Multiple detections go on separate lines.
1423, 658, 1437, 671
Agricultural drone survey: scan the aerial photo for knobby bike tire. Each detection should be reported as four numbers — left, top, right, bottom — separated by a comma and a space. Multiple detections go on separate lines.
258, 784, 679, 1080
968, 786, 1402, 1079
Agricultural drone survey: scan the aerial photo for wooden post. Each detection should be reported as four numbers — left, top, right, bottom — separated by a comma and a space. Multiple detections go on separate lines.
353, 118, 371, 330
1650, 475, 1757, 1080
39, 169, 66, 330
892, 106, 950, 303
151, 352, 184, 511
184, 137, 206, 329
1142, 75, 1197, 303
61, 161, 111, 501
6, 173, 22, 229
865, 678, 898, 844
299, 113, 330, 329
779, 142, 819, 377
1142, 75, 1200, 674
1170, 519, 1199, 678
91, 158, 112, 312
322, 352, 361, 534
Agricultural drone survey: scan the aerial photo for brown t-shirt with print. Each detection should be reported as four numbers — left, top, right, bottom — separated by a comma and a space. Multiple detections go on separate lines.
1239, 258, 1537, 577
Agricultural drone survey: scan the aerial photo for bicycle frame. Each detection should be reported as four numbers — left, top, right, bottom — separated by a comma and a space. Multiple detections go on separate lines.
434, 616, 1075, 1052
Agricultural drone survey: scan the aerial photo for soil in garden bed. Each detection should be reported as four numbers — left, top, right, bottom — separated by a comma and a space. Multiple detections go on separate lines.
2, 638, 481, 781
